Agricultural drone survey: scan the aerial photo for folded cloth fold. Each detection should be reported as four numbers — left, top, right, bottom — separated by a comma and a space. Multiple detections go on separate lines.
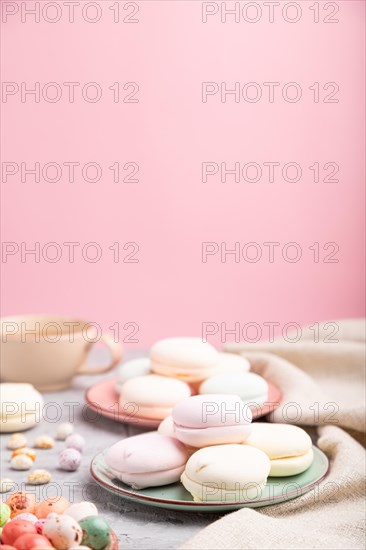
225, 318, 366, 434
181, 319, 366, 550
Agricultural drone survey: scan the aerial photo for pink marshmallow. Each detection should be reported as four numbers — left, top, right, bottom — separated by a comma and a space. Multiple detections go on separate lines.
172, 394, 252, 448
105, 432, 189, 489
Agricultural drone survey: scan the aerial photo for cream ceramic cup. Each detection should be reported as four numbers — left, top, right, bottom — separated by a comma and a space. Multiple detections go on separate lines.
0, 315, 123, 391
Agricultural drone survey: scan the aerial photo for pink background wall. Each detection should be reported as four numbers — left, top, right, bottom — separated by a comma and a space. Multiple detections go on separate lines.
1, 1, 365, 348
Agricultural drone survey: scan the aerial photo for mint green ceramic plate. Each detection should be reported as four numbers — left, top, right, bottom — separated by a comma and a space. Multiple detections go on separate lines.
90, 446, 329, 512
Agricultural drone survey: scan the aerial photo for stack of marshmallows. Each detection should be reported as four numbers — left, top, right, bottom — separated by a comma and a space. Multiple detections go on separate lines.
107, 337, 314, 502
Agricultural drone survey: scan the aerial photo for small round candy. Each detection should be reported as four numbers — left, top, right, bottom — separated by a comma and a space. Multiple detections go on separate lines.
13, 534, 53, 549
6, 492, 37, 518
0, 503, 11, 527
11, 447, 37, 462
56, 422, 74, 441
27, 469, 52, 485
0, 479, 15, 494
64, 501, 98, 523
34, 496, 70, 518
12, 513, 38, 525
43, 514, 82, 549
80, 515, 111, 550
34, 435, 54, 449
10, 455, 33, 471
65, 433, 85, 452
7, 433, 27, 450
1, 519, 37, 545
58, 448, 82, 471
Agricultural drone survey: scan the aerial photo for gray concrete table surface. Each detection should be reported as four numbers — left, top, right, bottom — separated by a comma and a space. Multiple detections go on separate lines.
1, 350, 220, 549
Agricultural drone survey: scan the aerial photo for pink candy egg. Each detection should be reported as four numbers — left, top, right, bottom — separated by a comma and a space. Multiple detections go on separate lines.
58, 448, 82, 471
1, 519, 37, 545
12, 533, 53, 549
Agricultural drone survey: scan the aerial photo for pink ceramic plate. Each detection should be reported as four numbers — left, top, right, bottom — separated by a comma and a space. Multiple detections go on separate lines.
85, 377, 282, 428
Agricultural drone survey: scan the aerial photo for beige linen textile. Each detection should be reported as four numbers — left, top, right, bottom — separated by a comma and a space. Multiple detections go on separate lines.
182, 319, 366, 549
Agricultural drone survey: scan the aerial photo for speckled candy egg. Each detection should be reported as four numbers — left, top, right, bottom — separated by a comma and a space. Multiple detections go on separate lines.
34, 496, 70, 518
42, 514, 82, 549
58, 448, 82, 471
12, 533, 53, 549
11, 447, 37, 461
34, 435, 54, 449
65, 434, 85, 452
10, 454, 33, 471
12, 512, 38, 525
64, 502, 98, 523
27, 469, 52, 485
5, 492, 37, 518
7, 433, 27, 450
1, 519, 37, 545
80, 515, 111, 550
0, 503, 11, 527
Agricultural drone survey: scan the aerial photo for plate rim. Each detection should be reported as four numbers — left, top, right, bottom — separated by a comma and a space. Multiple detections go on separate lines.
90, 445, 329, 509
85, 376, 283, 428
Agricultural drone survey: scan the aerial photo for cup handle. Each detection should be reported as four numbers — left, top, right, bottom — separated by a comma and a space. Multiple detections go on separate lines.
77, 333, 123, 375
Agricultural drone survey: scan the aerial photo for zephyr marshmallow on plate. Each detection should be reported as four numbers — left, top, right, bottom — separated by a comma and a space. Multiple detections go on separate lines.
105, 432, 189, 489
172, 394, 252, 447
150, 337, 219, 383
210, 353, 250, 375
199, 372, 269, 406
115, 357, 151, 394
243, 422, 314, 476
158, 415, 176, 438
119, 374, 191, 420
181, 444, 271, 502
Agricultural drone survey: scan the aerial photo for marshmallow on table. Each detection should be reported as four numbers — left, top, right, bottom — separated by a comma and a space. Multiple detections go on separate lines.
0, 384, 43, 432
